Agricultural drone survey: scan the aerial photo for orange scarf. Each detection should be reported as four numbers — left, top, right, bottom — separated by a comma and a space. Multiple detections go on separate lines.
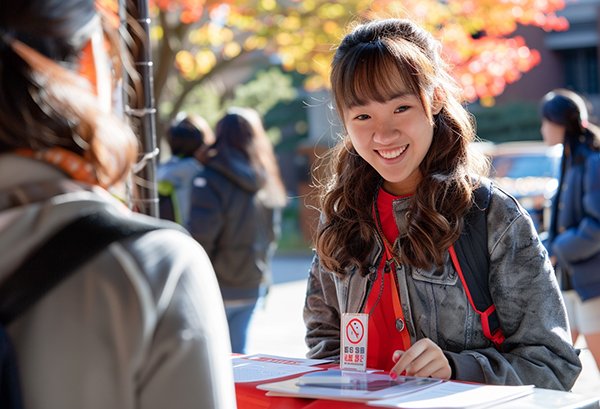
14, 147, 99, 185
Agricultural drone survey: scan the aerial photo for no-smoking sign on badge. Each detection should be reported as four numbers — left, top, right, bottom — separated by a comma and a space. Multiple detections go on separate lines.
340, 313, 368, 371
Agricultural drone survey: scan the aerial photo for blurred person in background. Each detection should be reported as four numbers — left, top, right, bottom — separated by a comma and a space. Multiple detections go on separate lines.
188, 107, 287, 354
0, 0, 236, 407
157, 114, 215, 225
541, 88, 600, 371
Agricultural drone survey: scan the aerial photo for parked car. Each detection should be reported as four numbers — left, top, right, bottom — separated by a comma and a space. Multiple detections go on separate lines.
472, 141, 562, 233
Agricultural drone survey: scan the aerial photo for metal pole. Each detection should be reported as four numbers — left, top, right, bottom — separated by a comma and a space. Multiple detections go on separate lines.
121, 0, 159, 217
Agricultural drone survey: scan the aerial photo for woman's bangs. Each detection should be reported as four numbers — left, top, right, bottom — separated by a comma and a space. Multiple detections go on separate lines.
342, 46, 416, 110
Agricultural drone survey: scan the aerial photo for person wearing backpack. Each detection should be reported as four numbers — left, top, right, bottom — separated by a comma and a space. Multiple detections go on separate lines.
540, 89, 600, 374
303, 18, 581, 391
0, 1, 236, 408
157, 114, 215, 226
188, 107, 287, 354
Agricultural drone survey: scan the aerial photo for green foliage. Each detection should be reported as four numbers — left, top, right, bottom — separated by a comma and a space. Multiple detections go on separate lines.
277, 197, 311, 252
178, 67, 298, 132
470, 102, 543, 144
174, 86, 222, 125
232, 67, 298, 115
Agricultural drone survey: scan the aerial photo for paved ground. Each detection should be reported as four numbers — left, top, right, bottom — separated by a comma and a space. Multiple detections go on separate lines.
246, 255, 600, 399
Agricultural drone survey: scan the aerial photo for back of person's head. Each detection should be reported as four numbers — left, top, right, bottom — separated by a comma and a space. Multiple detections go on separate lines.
214, 107, 260, 155
0, 0, 137, 187
214, 107, 287, 207
167, 114, 215, 158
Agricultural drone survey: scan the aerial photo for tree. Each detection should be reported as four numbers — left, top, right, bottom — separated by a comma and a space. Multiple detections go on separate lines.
150, 0, 569, 122
179, 66, 299, 137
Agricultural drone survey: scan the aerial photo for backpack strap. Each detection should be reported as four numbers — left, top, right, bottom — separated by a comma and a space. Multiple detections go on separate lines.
450, 179, 506, 350
0, 209, 166, 325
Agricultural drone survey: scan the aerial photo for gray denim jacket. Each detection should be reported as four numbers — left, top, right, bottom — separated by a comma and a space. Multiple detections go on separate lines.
304, 182, 581, 391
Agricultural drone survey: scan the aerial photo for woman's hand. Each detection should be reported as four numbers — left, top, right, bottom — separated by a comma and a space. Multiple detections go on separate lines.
389, 338, 451, 379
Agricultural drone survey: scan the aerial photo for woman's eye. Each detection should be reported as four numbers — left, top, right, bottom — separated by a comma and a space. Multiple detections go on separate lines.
395, 106, 409, 113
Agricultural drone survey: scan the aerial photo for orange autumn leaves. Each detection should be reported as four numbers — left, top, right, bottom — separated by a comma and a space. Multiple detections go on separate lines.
370, 0, 568, 103
123, 0, 570, 102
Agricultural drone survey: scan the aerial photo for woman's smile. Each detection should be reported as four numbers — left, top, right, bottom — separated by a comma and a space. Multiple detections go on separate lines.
377, 145, 408, 160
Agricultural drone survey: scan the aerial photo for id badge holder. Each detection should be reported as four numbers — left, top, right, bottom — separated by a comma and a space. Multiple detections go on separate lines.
340, 313, 368, 372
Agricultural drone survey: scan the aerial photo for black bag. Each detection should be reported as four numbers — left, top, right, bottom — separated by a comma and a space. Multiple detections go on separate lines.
451, 178, 506, 350
0, 210, 164, 409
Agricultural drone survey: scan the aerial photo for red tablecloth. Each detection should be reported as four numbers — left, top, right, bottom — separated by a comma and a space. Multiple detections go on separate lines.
235, 364, 379, 409
236, 379, 371, 408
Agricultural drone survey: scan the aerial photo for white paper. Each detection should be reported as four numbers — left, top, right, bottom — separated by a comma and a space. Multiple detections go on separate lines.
367, 382, 534, 409
258, 370, 442, 402
232, 354, 331, 383
489, 387, 600, 409
239, 354, 333, 366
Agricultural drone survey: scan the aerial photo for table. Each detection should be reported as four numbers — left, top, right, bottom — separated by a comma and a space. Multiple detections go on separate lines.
235, 367, 600, 409
236, 376, 367, 409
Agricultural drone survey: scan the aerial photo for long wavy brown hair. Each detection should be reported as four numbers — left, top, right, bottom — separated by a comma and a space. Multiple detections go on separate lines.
314, 18, 489, 277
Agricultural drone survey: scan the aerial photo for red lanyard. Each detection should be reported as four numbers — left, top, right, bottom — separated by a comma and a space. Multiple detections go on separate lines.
372, 203, 411, 348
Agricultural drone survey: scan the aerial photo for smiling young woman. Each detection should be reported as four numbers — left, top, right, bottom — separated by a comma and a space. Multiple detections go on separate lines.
303, 17, 581, 391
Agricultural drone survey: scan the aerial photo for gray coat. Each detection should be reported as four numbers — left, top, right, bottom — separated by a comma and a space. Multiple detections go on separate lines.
0, 154, 236, 409
304, 181, 581, 391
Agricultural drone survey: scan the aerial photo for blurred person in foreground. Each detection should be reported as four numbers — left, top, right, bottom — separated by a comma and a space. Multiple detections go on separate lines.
157, 114, 215, 226
0, 0, 236, 408
188, 107, 287, 354
541, 89, 600, 371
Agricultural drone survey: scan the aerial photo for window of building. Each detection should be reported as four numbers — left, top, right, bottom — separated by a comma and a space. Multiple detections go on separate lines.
561, 47, 599, 95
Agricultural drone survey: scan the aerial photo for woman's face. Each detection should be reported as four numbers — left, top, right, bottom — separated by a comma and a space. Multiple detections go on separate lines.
345, 88, 439, 196
540, 119, 565, 146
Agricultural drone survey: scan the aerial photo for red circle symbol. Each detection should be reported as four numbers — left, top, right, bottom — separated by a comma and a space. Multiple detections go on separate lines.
346, 318, 364, 344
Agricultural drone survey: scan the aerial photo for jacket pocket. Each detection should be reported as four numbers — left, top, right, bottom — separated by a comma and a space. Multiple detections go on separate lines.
410, 252, 459, 286
407, 260, 469, 351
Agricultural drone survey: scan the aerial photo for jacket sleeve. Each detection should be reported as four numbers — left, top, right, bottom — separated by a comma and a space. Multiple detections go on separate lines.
552, 153, 600, 266
187, 172, 224, 258
450, 190, 581, 391
128, 229, 237, 409
303, 252, 343, 361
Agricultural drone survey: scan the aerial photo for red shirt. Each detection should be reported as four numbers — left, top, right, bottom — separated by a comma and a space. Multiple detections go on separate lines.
365, 187, 411, 371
